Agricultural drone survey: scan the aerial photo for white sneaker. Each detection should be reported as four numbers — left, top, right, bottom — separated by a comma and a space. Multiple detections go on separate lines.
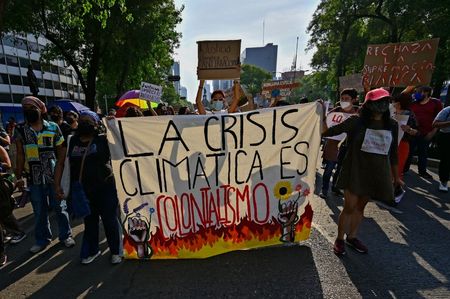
439, 182, 448, 193
81, 251, 101, 265
63, 237, 76, 248
30, 244, 47, 254
111, 255, 122, 265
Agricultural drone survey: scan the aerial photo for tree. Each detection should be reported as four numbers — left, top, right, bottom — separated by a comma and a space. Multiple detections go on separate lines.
240, 64, 272, 97
2, 0, 182, 109
307, 0, 450, 97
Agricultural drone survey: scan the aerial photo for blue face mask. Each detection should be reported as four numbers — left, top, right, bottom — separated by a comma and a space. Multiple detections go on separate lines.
414, 92, 424, 101
211, 101, 224, 111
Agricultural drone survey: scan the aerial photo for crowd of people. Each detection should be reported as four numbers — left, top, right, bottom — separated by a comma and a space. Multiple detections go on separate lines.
319, 85, 448, 256
0, 80, 449, 266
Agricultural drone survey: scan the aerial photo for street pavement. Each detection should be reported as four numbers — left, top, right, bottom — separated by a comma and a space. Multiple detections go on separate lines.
0, 164, 449, 298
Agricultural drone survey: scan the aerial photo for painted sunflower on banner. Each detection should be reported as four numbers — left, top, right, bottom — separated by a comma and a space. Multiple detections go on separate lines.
273, 181, 293, 201
273, 180, 311, 243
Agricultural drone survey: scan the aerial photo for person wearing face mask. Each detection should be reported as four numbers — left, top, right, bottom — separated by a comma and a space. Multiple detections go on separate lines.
54, 111, 121, 265
404, 86, 443, 179
14, 96, 74, 254
48, 106, 72, 141
65, 111, 79, 132
391, 93, 418, 183
319, 89, 359, 199
195, 80, 241, 115
322, 88, 400, 256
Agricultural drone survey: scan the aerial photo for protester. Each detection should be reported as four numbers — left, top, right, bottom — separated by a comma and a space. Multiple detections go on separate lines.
319, 88, 358, 199
0, 146, 26, 266
65, 111, 79, 131
155, 103, 168, 116
195, 79, 240, 114
405, 86, 443, 178
167, 105, 175, 115
0, 125, 11, 149
322, 88, 400, 255
178, 106, 191, 115
6, 117, 16, 138
125, 106, 144, 117
48, 106, 73, 141
55, 111, 121, 265
14, 96, 74, 254
108, 109, 117, 117
391, 93, 418, 181
433, 106, 450, 192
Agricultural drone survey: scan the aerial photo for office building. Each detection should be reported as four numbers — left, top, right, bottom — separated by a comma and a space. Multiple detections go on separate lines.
171, 61, 188, 99
212, 80, 232, 92
0, 33, 85, 103
241, 43, 278, 75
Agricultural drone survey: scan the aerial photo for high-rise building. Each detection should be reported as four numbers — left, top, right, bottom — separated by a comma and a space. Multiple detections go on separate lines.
212, 80, 232, 92
241, 43, 278, 75
171, 61, 188, 99
0, 33, 85, 104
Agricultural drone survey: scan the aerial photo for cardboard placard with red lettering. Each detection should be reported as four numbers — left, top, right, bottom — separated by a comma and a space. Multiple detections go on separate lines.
262, 80, 301, 98
362, 38, 439, 87
325, 112, 354, 141
105, 103, 322, 259
197, 40, 241, 80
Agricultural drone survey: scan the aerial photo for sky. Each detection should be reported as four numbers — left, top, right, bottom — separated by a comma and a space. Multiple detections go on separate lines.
173, 0, 320, 102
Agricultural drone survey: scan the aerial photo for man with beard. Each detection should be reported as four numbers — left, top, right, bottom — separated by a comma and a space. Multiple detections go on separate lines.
405, 86, 443, 179
14, 96, 74, 254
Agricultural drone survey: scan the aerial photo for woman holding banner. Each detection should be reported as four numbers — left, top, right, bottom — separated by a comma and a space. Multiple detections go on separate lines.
195, 80, 240, 114
54, 111, 121, 265
322, 88, 401, 256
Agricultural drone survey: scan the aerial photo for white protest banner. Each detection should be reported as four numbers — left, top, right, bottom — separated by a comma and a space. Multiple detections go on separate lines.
394, 114, 409, 145
105, 102, 323, 259
140, 81, 163, 103
197, 40, 241, 80
325, 112, 354, 141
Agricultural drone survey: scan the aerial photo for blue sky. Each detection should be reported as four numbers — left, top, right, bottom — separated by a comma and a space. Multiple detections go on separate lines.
173, 0, 320, 101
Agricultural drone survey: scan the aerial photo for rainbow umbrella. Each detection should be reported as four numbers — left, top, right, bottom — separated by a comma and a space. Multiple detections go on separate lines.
115, 90, 158, 109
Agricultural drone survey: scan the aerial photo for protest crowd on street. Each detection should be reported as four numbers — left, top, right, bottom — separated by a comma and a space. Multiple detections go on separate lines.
1, 0, 450, 298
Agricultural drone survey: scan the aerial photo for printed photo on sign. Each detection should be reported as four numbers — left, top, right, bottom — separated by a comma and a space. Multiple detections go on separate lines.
360, 129, 392, 155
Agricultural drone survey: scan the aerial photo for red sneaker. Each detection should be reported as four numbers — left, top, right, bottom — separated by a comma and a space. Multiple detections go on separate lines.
333, 239, 346, 255
346, 237, 368, 253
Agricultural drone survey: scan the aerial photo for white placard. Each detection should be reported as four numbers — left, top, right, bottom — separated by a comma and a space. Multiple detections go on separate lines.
325, 112, 353, 141
394, 114, 409, 145
360, 129, 392, 155
140, 81, 163, 103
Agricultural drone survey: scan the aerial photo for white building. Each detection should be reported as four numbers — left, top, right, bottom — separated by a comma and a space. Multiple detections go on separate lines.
0, 33, 85, 104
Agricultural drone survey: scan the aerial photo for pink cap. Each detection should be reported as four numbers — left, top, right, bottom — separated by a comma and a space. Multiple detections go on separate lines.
364, 88, 390, 102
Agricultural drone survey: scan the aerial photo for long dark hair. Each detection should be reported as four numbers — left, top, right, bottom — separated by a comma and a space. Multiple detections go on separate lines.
359, 99, 392, 130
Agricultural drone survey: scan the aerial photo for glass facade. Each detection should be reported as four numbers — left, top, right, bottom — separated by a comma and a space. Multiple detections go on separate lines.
0, 33, 85, 103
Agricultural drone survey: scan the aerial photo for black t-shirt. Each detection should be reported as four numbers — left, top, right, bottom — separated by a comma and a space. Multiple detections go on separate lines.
68, 134, 114, 194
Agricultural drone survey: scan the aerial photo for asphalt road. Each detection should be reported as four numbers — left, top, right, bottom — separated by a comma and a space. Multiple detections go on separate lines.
0, 165, 449, 298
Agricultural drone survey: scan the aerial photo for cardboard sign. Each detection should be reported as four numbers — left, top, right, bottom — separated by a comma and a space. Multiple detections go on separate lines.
362, 38, 439, 87
325, 112, 353, 141
339, 73, 363, 92
262, 80, 301, 98
105, 103, 323, 259
140, 82, 163, 103
197, 40, 241, 80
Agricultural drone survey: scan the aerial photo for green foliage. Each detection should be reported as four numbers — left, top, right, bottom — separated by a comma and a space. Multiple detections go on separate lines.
240, 64, 272, 96
288, 72, 333, 103
307, 0, 450, 98
2, 0, 182, 109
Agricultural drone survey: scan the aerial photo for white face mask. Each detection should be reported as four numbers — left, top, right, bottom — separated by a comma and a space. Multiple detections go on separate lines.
211, 101, 224, 111
389, 103, 396, 116
340, 101, 352, 110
